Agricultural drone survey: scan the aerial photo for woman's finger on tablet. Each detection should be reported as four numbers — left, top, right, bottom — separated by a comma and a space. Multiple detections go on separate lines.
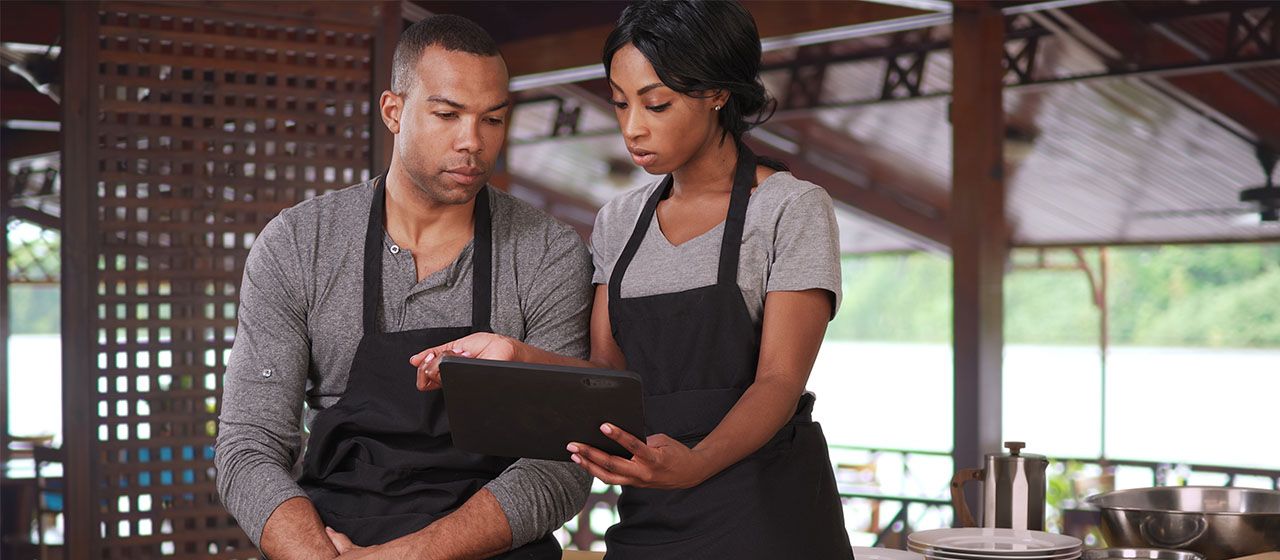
572, 453, 633, 486
600, 423, 654, 462
569, 442, 620, 470
572, 442, 647, 481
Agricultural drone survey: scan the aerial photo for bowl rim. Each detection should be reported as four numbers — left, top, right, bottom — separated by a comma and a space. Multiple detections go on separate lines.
1085, 485, 1280, 516
1081, 548, 1205, 560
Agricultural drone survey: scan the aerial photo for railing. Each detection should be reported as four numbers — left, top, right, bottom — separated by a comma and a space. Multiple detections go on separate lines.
828, 445, 954, 546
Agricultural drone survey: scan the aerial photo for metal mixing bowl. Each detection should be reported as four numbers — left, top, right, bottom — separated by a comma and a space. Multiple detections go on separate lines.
1083, 549, 1205, 560
1087, 486, 1280, 560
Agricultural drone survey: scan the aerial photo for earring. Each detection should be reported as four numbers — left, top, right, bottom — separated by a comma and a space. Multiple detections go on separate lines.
714, 105, 722, 111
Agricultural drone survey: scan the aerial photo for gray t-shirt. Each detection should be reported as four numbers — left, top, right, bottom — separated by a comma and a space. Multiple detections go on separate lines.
215, 180, 593, 548
591, 171, 842, 322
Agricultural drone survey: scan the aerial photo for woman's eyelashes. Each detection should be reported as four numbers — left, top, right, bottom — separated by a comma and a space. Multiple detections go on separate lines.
609, 99, 672, 113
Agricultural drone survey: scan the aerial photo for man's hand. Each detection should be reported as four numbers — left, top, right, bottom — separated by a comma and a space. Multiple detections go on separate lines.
409, 333, 522, 391
327, 527, 362, 554
327, 527, 384, 559
259, 497, 340, 559
322, 489, 512, 560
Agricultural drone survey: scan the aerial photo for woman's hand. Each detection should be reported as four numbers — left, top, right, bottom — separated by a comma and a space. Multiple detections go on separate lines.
567, 423, 714, 490
409, 333, 522, 391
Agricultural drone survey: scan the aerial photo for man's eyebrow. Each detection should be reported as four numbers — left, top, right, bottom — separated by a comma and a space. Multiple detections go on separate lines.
484, 99, 511, 113
425, 96, 510, 113
426, 95, 465, 109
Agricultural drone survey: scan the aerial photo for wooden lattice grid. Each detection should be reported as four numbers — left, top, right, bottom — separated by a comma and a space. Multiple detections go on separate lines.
67, 2, 390, 557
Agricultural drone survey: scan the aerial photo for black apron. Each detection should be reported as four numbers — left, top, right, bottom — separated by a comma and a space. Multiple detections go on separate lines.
603, 144, 853, 559
297, 177, 559, 559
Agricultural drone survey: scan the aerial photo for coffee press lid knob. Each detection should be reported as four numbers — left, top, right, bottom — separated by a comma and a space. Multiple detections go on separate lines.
1005, 441, 1025, 456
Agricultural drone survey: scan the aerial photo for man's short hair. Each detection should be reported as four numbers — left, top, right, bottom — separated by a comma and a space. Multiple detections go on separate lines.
392, 14, 500, 95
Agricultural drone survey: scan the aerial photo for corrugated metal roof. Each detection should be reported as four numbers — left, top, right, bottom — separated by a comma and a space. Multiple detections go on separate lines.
504, 2, 1280, 253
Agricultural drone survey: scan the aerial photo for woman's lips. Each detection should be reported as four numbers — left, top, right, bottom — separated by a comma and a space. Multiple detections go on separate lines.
630, 150, 656, 167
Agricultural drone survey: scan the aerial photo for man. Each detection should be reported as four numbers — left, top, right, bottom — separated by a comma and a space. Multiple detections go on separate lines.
215, 15, 592, 560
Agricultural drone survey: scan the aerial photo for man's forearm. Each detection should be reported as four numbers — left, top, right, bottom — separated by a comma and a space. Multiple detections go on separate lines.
381, 489, 512, 560
261, 497, 340, 560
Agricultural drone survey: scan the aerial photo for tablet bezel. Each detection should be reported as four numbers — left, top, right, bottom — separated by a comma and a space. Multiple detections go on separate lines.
439, 356, 646, 462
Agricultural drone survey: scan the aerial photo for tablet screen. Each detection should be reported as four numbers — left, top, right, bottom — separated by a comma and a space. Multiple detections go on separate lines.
440, 356, 646, 462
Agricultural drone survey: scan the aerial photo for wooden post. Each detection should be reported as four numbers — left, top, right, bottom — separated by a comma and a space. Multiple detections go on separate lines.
1, 149, 9, 460
950, 2, 1007, 524
60, 2, 98, 556
1099, 247, 1109, 459
371, 1, 402, 174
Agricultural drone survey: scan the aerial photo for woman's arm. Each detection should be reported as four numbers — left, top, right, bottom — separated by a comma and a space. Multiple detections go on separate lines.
410, 285, 627, 390
568, 288, 831, 488
687, 289, 830, 471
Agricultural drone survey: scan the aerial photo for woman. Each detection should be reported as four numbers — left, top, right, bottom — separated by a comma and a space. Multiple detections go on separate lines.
414, 1, 852, 557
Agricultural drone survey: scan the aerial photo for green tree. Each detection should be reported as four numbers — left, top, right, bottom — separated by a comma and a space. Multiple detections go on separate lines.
828, 243, 1280, 349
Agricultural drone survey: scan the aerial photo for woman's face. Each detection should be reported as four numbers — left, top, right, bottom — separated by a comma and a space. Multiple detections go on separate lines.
607, 43, 727, 175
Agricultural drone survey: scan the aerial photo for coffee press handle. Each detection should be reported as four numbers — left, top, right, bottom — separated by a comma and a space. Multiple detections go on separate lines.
949, 468, 985, 528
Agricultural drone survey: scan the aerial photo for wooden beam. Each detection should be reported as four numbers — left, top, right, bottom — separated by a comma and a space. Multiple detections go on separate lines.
0, 129, 9, 460
371, 1, 401, 173
950, 2, 1007, 522
8, 206, 61, 231
542, 81, 952, 249
1, 89, 60, 122
0, 1, 61, 45
499, 1, 923, 77
780, 117, 952, 213
1, 128, 60, 160
403, 0, 431, 23
749, 1, 923, 39
1015, 235, 1280, 249
59, 3, 97, 556
1068, 3, 1280, 150
1124, 1, 1272, 25
748, 135, 951, 253
497, 172, 598, 240
106, 1, 380, 31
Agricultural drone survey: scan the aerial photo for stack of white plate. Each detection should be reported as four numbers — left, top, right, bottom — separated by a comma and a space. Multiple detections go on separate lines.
908, 528, 1083, 560
853, 547, 926, 560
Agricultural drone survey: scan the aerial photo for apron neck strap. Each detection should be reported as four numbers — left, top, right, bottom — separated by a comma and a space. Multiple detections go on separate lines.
470, 187, 494, 333
363, 175, 493, 335
609, 141, 757, 303
717, 141, 756, 286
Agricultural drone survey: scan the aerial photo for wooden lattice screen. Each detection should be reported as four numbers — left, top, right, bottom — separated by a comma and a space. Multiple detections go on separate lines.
60, 2, 398, 557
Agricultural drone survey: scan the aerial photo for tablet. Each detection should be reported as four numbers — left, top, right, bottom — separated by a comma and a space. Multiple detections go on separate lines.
439, 356, 646, 462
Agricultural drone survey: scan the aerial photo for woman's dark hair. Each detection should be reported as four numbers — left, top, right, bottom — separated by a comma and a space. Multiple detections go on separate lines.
603, 0, 777, 144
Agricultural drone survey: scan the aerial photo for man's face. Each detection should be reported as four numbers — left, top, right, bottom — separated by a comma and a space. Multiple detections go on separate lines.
386, 46, 510, 205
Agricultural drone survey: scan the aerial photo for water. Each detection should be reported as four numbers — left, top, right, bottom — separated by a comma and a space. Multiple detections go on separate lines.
9, 335, 1280, 469
809, 340, 1280, 469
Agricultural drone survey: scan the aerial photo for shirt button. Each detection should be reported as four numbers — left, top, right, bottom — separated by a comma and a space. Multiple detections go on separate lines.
261, 368, 273, 379
389, 245, 400, 255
